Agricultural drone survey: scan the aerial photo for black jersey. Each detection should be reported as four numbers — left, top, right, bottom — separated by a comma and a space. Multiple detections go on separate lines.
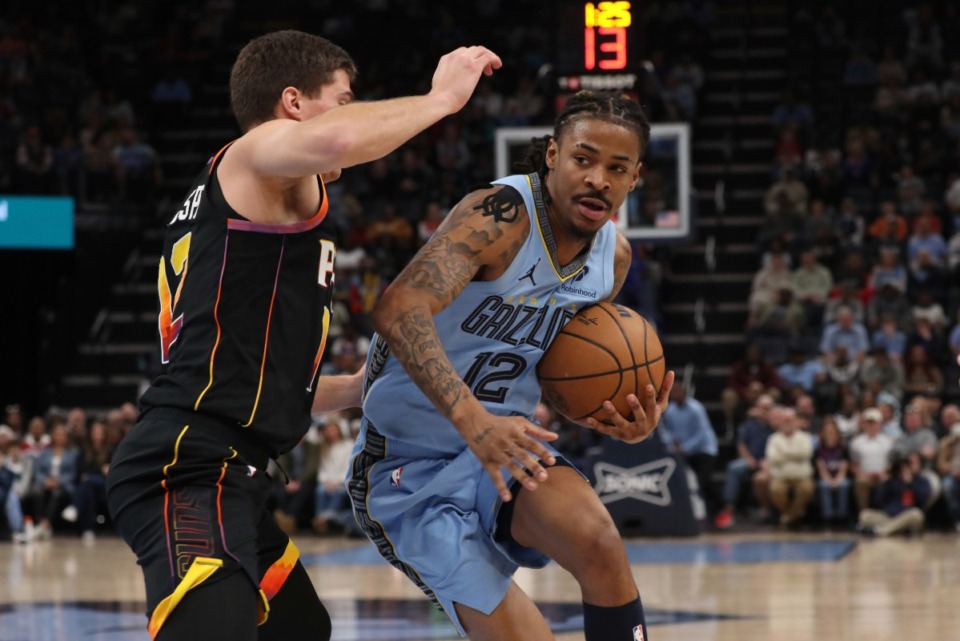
139, 144, 338, 456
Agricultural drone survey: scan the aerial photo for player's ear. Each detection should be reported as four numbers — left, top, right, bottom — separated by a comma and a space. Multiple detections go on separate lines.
545, 138, 559, 170
279, 86, 303, 120
629, 163, 642, 190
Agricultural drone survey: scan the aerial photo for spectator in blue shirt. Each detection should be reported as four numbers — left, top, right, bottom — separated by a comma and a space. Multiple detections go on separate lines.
659, 382, 721, 517
777, 345, 825, 394
27, 422, 79, 539
906, 215, 947, 266
871, 314, 908, 358
868, 245, 908, 294
714, 395, 776, 529
820, 305, 870, 363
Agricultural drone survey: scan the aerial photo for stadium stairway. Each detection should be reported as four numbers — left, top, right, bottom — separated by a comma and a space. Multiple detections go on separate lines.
53, 28, 257, 412
658, 3, 789, 451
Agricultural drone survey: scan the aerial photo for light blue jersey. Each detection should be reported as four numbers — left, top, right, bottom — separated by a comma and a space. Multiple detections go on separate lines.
348, 173, 619, 635
361, 172, 618, 456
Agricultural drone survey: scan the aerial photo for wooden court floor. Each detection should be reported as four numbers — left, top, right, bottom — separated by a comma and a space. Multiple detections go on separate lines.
1, 530, 958, 640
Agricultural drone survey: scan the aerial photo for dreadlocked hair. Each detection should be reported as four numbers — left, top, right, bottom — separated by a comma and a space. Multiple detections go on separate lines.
512, 90, 651, 181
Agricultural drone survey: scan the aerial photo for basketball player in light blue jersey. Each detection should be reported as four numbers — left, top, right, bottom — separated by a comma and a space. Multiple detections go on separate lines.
349, 91, 675, 641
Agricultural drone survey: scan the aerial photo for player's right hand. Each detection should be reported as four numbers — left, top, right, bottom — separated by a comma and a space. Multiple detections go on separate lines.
429, 46, 502, 115
459, 412, 558, 502
586, 370, 676, 444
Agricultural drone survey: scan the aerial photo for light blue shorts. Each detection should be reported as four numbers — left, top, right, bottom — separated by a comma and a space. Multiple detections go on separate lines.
347, 417, 575, 636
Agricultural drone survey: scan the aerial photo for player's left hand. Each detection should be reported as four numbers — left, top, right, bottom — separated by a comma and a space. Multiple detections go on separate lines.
585, 370, 675, 444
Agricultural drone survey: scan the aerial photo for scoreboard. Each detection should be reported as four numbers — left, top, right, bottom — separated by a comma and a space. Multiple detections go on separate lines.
582, 1, 633, 71
555, 1, 642, 96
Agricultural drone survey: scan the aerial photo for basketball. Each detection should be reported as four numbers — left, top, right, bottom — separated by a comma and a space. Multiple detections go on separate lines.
537, 302, 665, 424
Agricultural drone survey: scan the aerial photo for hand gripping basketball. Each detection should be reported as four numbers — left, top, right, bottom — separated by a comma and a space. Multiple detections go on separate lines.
586, 370, 675, 443
538, 302, 667, 424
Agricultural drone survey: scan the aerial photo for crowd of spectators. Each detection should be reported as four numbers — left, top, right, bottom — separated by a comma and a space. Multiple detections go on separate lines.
1, 1, 717, 542
0, 0, 229, 206
710, 2, 960, 535
0, 401, 375, 542
0, 402, 134, 542
13, 2, 960, 542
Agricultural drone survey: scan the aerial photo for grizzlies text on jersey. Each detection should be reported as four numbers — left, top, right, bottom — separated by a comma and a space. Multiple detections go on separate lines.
139, 143, 338, 456
361, 172, 617, 456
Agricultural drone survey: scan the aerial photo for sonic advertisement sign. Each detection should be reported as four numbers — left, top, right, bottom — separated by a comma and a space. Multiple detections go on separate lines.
587, 437, 701, 536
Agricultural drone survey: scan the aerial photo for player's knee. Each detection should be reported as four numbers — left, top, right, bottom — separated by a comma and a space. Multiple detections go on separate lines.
565, 511, 625, 575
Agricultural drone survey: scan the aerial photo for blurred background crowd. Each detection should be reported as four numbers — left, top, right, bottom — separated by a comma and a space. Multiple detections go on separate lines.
1, 0, 959, 543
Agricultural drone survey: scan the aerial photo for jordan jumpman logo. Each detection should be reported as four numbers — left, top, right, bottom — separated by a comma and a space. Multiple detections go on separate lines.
519, 257, 540, 286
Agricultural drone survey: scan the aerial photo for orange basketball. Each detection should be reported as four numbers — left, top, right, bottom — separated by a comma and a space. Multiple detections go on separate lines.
537, 302, 665, 423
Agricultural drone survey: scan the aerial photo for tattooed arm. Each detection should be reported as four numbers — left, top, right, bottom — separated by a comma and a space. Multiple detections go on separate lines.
371, 184, 557, 501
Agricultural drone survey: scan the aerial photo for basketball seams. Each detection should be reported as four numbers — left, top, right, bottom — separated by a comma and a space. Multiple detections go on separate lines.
538, 370, 621, 382
573, 405, 607, 421
639, 316, 662, 394
538, 302, 664, 423
542, 327, 624, 415
595, 304, 637, 368
641, 314, 649, 397
616, 307, 662, 395
539, 354, 664, 382
551, 327, 622, 364
595, 303, 639, 399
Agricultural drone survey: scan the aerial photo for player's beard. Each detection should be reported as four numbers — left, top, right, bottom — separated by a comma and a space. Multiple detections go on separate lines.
567, 215, 601, 242
545, 203, 602, 245
544, 181, 601, 243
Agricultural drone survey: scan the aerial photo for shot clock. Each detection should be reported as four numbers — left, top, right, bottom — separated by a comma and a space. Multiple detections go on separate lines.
555, 1, 642, 96
583, 1, 633, 71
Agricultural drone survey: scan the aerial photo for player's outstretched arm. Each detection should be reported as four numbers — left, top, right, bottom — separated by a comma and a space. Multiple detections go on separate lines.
311, 367, 365, 415
372, 185, 558, 501
240, 47, 502, 179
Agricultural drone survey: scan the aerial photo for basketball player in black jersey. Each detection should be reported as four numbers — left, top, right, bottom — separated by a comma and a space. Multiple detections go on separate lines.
105, 30, 502, 641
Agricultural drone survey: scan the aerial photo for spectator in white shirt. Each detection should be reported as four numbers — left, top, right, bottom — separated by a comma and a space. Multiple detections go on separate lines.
312, 415, 358, 536
849, 407, 894, 511
765, 407, 815, 526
